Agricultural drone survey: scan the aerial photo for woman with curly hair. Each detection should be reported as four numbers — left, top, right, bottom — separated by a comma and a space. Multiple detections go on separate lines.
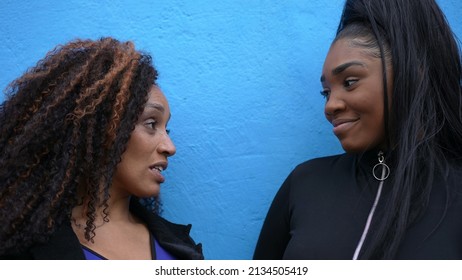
0, 37, 203, 259
254, 0, 462, 259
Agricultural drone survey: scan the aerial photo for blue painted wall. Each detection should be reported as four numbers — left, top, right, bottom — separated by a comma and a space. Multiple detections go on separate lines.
1, 0, 461, 259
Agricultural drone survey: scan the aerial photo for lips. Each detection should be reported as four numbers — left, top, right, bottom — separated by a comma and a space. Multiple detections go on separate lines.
151, 166, 164, 172
149, 162, 168, 183
331, 118, 359, 135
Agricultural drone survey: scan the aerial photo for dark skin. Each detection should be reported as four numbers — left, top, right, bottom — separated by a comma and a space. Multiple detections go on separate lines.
71, 86, 176, 259
321, 38, 393, 153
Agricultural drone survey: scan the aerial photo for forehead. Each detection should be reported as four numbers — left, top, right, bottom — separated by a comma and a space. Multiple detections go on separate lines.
321, 39, 384, 83
144, 86, 168, 110
324, 39, 377, 68
141, 86, 170, 118
147, 86, 167, 103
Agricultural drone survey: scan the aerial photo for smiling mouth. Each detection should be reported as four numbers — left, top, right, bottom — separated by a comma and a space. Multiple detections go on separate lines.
332, 119, 359, 135
332, 118, 359, 127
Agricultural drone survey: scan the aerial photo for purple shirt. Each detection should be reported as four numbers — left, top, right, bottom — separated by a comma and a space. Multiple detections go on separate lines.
82, 235, 177, 260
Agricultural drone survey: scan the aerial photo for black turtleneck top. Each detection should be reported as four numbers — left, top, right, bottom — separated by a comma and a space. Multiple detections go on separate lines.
253, 152, 462, 259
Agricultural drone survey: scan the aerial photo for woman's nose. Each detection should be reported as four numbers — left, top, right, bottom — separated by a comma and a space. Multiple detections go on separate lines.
158, 131, 176, 157
324, 90, 346, 117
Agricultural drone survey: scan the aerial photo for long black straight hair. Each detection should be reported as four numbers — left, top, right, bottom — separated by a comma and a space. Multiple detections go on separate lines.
336, 0, 462, 259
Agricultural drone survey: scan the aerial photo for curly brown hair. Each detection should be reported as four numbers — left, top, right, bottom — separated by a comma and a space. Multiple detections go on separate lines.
0, 37, 158, 255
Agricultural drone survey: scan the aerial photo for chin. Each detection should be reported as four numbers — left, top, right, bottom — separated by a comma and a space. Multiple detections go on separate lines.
341, 140, 383, 154
148, 188, 161, 198
340, 142, 366, 154
135, 185, 160, 198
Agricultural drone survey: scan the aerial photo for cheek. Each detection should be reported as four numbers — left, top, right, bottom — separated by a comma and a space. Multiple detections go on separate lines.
124, 142, 152, 164
323, 106, 329, 118
124, 130, 155, 156
368, 105, 386, 144
366, 105, 385, 134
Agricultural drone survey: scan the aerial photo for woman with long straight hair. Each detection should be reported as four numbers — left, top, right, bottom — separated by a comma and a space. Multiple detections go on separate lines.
254, 0, 462, 259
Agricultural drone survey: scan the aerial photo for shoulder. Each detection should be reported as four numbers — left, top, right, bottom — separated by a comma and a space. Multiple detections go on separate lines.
1, 222, 84, 260
443, 164, 462, 195
277, 152, 356, 197
151, 213, 195, 242
0, 248, 33, 260
291, 153, 352, 178
129, 198, 204, 260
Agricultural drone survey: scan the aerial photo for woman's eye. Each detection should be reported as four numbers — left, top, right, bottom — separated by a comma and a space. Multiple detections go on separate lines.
144, 119, 171, 135
320, 89, 330, 99
344, 79, 358, 88
145, 120, 157, 129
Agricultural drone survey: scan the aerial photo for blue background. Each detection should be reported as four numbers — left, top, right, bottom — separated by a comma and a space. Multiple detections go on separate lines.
1, 0, 461, 259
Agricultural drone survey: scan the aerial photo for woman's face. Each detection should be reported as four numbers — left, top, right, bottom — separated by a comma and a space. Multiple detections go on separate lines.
320, 38, 392, 153
112, 86, 176, 198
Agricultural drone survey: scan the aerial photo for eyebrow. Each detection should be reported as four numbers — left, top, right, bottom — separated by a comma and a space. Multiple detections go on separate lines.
144, 102, 171, 121
320, 61, 366, 82
145, 103, 165, 113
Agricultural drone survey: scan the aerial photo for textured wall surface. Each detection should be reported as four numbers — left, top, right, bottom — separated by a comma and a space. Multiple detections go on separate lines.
1, 0, 461, 259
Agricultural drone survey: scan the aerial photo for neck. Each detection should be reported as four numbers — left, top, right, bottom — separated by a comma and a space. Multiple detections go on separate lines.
71, 194, 134, 226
